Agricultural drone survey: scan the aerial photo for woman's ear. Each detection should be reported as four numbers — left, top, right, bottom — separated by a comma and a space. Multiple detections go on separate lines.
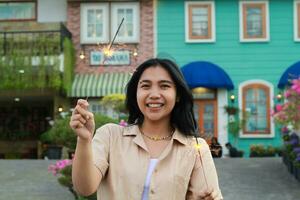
176, 96, 180, 102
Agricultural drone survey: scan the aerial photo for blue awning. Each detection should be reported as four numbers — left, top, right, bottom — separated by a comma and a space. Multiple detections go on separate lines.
181, 61, 234, 89
278, 61, 300, 88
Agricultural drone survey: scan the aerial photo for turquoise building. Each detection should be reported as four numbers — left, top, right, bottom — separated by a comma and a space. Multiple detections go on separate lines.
155, 0, 300, 156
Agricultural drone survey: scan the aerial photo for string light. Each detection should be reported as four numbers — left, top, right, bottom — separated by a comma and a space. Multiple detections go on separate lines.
230, 94, 235, 103
79, 50, 85, 60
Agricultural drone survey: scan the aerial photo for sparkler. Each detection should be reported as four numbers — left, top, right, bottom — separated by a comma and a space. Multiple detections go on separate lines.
101, 17, 125, 64
85, 18, 125, 102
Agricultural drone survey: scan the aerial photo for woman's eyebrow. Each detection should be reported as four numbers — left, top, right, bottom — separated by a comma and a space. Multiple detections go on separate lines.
139, 79, 174, 84
160, 80, 174, 84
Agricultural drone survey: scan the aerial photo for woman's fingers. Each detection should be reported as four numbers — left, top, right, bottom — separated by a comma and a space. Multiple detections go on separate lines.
74, 104, 93, 121
71, 114, 87, 124
70, 120, 84, 129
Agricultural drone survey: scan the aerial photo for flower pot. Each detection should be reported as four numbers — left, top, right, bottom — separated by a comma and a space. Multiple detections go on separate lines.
287, 159, 294, 174
295, 167, 300, 182
46, 145, 62, 159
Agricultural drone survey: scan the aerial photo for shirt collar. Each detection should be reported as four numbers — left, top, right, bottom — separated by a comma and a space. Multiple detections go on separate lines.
172, 129, 189, 146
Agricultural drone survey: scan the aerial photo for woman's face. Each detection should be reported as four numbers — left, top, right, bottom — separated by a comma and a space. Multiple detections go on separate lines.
137, 66, 177, 123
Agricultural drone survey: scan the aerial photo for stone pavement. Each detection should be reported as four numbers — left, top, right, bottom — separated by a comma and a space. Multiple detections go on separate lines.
214, 158, 300, 200
0, 158, 299, 200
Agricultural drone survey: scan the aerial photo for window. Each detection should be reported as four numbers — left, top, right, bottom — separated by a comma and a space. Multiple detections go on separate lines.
111, 3, 140, 43
0, 2, 36, 21
185, 1, 215, 43
239, 1, 269, 42
242, 83, 271, 135
81, 2, 139, 44
81, 3, 109, 44
294, 0, 300, 41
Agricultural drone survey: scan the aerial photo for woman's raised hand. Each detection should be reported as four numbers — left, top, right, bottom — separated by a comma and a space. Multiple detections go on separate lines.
70, 99, 95, 142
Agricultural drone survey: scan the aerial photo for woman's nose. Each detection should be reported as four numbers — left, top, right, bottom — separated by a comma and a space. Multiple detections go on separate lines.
149, 88, 161, 99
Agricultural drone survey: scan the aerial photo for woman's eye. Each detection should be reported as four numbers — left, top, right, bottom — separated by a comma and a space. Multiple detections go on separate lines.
141, 84, 150, 89
161, 85, 170, 89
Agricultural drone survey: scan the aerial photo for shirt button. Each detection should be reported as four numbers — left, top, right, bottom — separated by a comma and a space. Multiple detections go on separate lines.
154, 169, 158, 173
151, 189, 155, 194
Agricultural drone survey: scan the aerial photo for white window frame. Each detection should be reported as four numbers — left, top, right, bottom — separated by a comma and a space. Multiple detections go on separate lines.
185, 1, 216, 43
111, 2, 140, 43
80, 3, 109, 44
294, 0, 300, 41
238, 80, 275, 138
239, 1, 270, 42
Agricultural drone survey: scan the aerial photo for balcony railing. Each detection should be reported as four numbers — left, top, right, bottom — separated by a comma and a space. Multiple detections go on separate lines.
0, 23, 72, 55
0, 23, 73, 92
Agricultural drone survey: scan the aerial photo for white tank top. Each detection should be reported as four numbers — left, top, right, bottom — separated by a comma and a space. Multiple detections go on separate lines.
141, 159, 159, 200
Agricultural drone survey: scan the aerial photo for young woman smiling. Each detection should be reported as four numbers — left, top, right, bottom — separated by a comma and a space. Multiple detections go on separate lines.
70, 58, 223, 200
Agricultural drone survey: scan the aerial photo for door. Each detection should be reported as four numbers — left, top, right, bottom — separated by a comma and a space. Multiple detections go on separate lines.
194, 100, 218, 140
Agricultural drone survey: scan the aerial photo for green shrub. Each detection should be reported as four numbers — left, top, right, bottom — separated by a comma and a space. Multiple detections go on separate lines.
250, 144, 277, 157
40, 114, 117, 150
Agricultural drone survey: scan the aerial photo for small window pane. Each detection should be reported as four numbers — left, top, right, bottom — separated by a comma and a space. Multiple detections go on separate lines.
244, 85, 269, 133
246, 7, 263, 37
192, 7, 208, 36
117, 8, 134, 37
0, 2, 35, 20
87, 9, 103, 39
87, 24, 95, 37
95, 24, 103, 37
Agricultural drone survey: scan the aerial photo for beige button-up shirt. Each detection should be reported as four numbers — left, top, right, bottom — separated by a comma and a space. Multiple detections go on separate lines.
92, 123, 223, 200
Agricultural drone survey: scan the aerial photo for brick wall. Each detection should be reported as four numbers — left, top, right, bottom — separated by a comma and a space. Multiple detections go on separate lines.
66, 0, 154, 74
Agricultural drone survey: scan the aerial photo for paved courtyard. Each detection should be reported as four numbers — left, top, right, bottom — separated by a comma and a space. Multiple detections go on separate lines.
0, 158, 299, 200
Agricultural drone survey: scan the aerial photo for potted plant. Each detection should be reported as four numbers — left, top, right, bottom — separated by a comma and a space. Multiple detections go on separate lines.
48, 159, 97, 199
294, 154, 300, 181
224, 105, 239, 115
40, 114, 118, 159
272, 77, 300, 136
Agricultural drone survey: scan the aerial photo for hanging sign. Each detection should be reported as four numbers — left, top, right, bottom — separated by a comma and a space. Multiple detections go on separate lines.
90, 51, 130, 65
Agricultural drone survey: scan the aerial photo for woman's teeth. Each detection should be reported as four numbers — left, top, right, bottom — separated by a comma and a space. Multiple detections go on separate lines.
147, 103, 163, 108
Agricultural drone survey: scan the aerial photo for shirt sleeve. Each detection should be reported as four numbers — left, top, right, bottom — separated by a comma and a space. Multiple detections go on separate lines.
186, 138, 223, 200
91, 124, 111, 177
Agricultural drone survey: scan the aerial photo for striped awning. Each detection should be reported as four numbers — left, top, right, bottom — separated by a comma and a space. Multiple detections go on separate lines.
70, 73, 131, 97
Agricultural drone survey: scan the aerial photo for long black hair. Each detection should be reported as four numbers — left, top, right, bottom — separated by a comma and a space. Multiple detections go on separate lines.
125, 58, 198, 136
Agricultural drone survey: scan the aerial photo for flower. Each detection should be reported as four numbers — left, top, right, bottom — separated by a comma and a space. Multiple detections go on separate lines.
273, 77, 300, 130
119, 119, 128, 127
48, 159, 72, 176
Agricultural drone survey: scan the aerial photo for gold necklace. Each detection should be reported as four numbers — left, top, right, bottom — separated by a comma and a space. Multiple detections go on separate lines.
140, 128, 175, 141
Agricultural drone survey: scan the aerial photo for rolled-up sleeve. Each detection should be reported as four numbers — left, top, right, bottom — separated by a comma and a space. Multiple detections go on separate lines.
186, 138, 223, 200
92, 124, 111, 177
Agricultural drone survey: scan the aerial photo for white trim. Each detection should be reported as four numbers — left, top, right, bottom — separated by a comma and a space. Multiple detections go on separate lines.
153, 0, 157, 56
239, 1, 270, 42
238, 79, 275, 138
80, 3, 109, 44
294, 0, 300, 41
111, 2, 140, 43
217, 89, 229, 156
185, 1, 216, 43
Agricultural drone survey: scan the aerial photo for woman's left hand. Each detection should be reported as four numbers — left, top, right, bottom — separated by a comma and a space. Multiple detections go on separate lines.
200, 188, 221, 200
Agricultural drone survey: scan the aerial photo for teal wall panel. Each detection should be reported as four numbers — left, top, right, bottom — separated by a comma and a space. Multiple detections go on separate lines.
157, 0, 298, 155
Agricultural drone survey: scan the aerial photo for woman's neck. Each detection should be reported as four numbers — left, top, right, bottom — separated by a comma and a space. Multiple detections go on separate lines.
140, 119, 173, 137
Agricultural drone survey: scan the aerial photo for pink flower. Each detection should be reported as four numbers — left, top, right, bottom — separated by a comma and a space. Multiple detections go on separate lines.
276, 104, 283, 112
48, 159, 72, 176
119, 119, 128, 127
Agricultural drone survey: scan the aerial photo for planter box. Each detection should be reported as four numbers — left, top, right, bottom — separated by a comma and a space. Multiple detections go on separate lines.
294, 166, 300, 182
287, 159, 294, 174
0, 140, 37, 159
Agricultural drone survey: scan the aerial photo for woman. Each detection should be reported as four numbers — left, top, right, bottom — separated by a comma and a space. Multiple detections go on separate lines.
70, 58, 223, 200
